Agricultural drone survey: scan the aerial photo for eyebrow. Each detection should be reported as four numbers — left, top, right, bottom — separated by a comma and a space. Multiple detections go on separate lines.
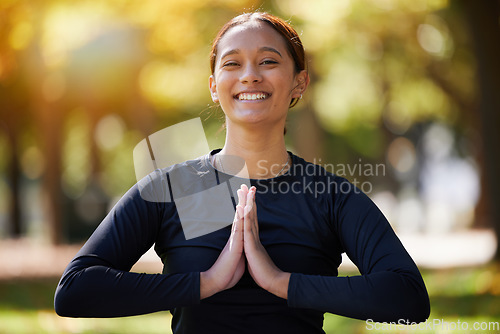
220, 46, 283, 60
260, 47, 282, 58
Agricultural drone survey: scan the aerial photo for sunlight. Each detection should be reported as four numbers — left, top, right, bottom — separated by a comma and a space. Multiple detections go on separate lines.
41, 3, 113, 68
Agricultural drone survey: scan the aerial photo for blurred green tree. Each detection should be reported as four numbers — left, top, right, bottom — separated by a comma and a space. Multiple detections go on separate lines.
0, 0, 498, 260
459, 0, 500, 260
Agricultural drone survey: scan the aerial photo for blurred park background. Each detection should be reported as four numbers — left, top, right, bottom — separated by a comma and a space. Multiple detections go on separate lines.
1, 0, 499, 333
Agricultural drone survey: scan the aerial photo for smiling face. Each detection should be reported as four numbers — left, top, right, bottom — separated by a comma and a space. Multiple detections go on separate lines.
209, 21, 308, 129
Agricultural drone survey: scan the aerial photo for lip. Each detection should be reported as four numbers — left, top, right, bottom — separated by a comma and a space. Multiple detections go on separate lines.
234, 91, 272, 101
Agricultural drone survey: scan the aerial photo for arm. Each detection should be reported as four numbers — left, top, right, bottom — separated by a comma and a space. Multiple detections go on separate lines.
287, 178, 430, 323
54, 179, 200, 318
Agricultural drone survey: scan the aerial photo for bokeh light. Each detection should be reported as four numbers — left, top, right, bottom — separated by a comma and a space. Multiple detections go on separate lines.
0, 0, 498, 332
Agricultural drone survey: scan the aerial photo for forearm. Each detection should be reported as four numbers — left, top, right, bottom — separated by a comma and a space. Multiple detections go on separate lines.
288, 270, 430, 323
55, 260, 200, 317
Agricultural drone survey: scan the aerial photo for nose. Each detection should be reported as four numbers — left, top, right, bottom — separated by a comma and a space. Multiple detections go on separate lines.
240, 64, 262, 84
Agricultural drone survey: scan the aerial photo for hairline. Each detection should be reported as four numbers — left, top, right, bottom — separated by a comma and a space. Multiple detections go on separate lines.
211, 16, 302, 74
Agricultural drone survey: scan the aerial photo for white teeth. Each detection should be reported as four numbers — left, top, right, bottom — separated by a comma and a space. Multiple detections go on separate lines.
238, 93, 268, 100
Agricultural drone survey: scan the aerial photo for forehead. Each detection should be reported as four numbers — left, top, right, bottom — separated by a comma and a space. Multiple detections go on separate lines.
216, 21, 289, 58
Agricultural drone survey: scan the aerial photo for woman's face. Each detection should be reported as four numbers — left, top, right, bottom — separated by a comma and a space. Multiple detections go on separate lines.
210, 22, 307, 128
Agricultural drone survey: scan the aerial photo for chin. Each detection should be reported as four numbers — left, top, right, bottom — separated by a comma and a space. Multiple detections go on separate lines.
232, 108, 270, 123
222, 101, 288, 125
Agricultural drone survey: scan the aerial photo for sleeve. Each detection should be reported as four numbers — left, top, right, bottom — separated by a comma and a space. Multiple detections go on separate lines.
287, 178, 430, 323
54, 175, 200, 318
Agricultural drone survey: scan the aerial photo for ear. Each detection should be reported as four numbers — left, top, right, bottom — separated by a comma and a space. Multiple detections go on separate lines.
292, 70, 310, 99
209, 75, 219, 103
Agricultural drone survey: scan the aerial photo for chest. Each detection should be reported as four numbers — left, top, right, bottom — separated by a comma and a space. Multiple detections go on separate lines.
157, 185, 342, 276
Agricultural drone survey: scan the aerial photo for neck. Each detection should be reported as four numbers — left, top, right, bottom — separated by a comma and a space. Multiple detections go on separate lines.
217, 121, 290, 179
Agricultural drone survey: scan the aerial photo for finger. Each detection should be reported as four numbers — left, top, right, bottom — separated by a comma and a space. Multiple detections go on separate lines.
235, 187, 246, 229
230, 205, 244, 252
237, 189, 246, 208
246, 188, 260, 237
232, 205, 245, 234
245, 186, 254, 208
240, 184, 249, 198
244, 203, 252, 215
237, 184, 248, 207
244, 199, 255, 237
236, 204, 244, 221
250, 188, 257, 220
245, 186, 257, 217
232, 204, 242, 225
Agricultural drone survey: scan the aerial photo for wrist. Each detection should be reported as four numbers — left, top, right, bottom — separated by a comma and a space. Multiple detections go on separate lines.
200, 271, 218, 300
269, 271, 291, 299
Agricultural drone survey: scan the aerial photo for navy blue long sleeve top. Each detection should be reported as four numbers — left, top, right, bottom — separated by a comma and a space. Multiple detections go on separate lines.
54, 150, 430, 333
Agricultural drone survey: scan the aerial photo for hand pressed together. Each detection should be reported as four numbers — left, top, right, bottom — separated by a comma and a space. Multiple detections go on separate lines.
200, 184, 291, 300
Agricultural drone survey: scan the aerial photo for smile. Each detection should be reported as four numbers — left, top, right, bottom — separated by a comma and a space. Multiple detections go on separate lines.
235, 92, 271, 101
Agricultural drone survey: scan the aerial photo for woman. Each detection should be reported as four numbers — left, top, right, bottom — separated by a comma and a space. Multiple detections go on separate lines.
55, 12, 430, 333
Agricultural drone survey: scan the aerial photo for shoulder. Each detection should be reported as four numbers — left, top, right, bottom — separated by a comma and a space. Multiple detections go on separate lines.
137, 153, 212, 203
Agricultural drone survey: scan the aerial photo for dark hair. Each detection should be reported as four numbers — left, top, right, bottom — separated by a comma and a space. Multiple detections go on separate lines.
210, 12, 306, 108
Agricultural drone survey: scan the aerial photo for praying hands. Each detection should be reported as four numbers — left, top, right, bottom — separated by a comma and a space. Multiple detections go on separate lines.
200, 184, 290, 300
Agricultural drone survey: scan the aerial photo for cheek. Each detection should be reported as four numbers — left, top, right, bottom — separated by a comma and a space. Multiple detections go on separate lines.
275, 72, 296, 97
275, 67, 295, 85
214, 73, 234, 96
